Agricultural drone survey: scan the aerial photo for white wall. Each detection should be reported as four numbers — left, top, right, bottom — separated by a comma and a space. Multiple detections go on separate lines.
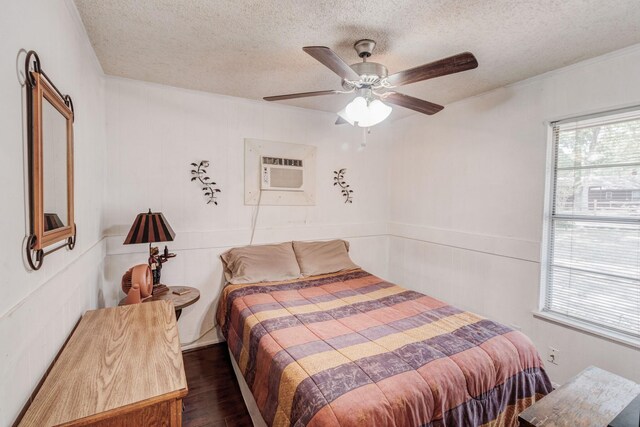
386, 45, 640, 384
103, 77, 391, 348
0, 0, 107, 425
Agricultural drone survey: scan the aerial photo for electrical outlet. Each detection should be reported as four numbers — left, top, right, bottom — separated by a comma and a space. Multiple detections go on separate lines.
547, 346, 560, 365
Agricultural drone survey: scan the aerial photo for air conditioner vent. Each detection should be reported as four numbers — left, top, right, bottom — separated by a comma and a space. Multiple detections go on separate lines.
262, 157, 303, 167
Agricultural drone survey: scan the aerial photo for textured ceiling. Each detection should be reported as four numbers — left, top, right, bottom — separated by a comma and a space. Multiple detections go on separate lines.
75, 0, 640, 120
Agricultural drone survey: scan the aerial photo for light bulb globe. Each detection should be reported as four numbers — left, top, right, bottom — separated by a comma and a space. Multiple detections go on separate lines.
345, 97, 368, 122
357, 100, 392, 127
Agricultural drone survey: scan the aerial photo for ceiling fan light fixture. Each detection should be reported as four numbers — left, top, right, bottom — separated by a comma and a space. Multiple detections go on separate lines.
342, 97, 392, 127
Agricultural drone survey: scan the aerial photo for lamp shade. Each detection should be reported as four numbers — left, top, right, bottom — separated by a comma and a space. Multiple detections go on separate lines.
123, 209, 175, 245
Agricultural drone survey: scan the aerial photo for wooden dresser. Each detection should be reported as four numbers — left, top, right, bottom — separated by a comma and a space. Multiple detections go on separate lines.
18, 301, 188, 426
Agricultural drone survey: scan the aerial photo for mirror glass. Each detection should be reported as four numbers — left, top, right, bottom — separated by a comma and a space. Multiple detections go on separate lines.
42, 97, 68, 232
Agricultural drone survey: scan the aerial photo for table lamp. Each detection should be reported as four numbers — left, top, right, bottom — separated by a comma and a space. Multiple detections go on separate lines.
124, 209, 176, 291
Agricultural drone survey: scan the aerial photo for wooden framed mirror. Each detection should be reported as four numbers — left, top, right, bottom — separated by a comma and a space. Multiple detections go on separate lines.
25, 51, 76, 270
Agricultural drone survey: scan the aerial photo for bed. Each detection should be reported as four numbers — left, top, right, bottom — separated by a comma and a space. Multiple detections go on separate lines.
216, 268, 552, 427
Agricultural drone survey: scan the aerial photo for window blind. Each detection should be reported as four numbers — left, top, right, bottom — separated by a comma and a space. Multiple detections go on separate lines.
545, 109, 640, 340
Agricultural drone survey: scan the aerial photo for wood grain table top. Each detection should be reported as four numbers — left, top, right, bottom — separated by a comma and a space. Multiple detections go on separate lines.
519, 366, 640, 427
19, 301, 188, 426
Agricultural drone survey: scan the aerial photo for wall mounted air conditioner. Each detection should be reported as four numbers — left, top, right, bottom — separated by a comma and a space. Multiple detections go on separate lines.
245, 139, 316, 206
261, 156, 304, 191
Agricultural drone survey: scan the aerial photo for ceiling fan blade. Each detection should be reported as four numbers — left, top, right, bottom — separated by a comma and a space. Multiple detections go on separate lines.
303, 46, 361, 81
263, 89, 339, 102
335, 116, 348, 125
386, 52, 478, 87
384, 92, 444, 115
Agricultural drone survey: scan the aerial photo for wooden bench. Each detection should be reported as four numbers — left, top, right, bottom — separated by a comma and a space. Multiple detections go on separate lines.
519, 366, 640, 426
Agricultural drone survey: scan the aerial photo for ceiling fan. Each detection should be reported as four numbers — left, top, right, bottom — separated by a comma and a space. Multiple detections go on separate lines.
264, 39, 478, 127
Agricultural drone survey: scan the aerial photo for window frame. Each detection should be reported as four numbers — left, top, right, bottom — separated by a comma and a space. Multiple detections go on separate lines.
538, 107, 640, 349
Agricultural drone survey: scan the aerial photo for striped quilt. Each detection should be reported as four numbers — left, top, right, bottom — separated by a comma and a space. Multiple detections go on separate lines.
217, 269, 552, 427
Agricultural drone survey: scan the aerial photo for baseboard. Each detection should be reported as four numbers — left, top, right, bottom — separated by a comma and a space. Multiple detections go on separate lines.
180, 329, 224, 351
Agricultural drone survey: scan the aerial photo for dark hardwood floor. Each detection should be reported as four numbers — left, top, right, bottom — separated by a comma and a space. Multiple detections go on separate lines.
182, 343, 252, 427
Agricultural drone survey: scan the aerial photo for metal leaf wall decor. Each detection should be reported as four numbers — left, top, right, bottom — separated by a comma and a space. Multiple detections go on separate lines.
190, 161, 221, 205
333, 168, 353, 203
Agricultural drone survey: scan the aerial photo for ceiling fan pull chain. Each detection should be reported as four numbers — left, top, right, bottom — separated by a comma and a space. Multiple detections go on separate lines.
361, 127, 369, 149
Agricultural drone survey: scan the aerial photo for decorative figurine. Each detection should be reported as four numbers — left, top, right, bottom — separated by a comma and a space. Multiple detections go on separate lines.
148, 245, 176, 286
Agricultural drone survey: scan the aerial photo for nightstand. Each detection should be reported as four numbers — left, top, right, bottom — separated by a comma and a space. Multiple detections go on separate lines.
120, 285, 200, 320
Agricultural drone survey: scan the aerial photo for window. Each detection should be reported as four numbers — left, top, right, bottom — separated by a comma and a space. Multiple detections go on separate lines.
542, 109, 640, 343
